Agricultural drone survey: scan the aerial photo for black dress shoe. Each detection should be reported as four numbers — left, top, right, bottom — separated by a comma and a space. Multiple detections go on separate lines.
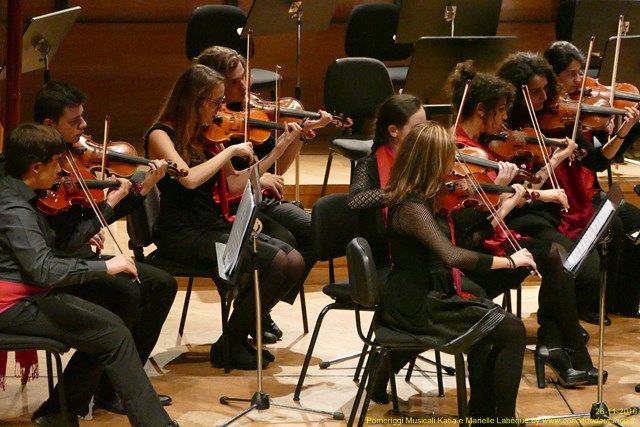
243, 339, 276, 362
579, 325, 590, 343
534, 346, 588, 388
579, 311, 611, 326
210, 339, 269, 370
159, 394, 172, 406
165, 421, 180, 427
32, 403, 79, 427
249, 329, 278, 344
584, 368, 608, 386
635, 384, 640, 392
264, 312, 283, 340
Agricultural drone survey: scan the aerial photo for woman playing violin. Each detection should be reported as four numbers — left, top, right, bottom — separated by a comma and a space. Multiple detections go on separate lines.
450, 61, 600, 389
544, 41, 640, 319
194, 45, 332, 339
383, 122, 535, 424
145, 65, 304, 370
31, 81, 178, 415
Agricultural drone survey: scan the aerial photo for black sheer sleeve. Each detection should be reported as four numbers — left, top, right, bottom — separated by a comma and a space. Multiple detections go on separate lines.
392, 199, 493, 272
348, 156, 385, 210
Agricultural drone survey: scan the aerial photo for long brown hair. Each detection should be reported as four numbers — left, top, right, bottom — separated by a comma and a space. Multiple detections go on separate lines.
154, 64, 225, 165
384, 122, 455, 208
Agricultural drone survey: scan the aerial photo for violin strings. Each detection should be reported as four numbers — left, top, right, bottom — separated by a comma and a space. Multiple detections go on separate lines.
571, 37, 596, 143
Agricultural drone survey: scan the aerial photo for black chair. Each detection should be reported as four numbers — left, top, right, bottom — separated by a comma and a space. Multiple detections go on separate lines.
0, 334, 71, 423
344, 3, 413, 90
345, 237, 469, 427
293, 193, 374, 401
186, 5, 280, 96
125, 175, 234, 372
321, 57, 394, 196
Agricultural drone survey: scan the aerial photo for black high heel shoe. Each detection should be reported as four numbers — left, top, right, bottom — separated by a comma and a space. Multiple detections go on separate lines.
534, 346, 588, 388
566, 348, 608, 386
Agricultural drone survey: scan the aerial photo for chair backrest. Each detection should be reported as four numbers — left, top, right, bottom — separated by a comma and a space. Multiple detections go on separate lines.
323, 57, 394, 131
126, 171, 161, 254
311, 193, 361, 262
345, 3, 413, 62
346, 237, 379, 308
186, 5, 248, 60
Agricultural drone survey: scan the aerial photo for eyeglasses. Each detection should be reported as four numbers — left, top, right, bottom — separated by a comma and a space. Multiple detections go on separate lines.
207, 96, 225, 110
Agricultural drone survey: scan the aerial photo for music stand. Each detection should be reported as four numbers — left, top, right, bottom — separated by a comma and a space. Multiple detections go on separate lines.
0, 6, 81, 83
526, 184, 637, 426
557, 0, 640, 68
395, 0, 502, 42
402, 36, 518, 115
242, 0, 337, 100
598, 35, 640, 86
216, 168, 344, 426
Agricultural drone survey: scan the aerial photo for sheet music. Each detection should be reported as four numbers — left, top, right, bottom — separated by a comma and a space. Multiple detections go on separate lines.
222, 179, 255, 276
564, 199, 616, 273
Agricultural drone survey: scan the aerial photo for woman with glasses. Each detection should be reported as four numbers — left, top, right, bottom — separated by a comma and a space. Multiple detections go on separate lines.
144, 65, 305, 371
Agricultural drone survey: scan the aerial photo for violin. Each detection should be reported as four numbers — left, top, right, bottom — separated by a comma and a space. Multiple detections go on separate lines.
64, 135, 188, 178
249, 93, 353, 133
576, 76, 640, 109
205, 105, 315, 145
455, 146, 542, 184
37, 169, 141, 215
480, 128, 568, 164
439, 172, 504, 215
537, 94, 628, 131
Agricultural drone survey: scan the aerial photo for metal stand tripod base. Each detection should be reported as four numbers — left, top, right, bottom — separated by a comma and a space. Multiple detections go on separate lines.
218, 391, 344, 426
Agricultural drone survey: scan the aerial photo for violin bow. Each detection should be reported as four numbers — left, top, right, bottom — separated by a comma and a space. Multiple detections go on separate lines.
608, 15, 625, 137
244, 30, 252, 149
273, 64, 281, 174
571, 36, 596, 145
101, 114, 110, 180
522, 85, 564, 204
453, 81, 541, 276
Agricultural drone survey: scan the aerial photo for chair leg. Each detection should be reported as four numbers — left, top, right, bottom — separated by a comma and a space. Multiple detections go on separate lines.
220, 293, 232, 374
321, 151, 335, 197
352, 320, 374, 381
347, 346, 378, 427
454, 353, 469, 427
298, 284, 309, 334
502, 290, 513, 314
516, 286, 522, 318
357, 349, 380, 427
435, 350, 445, 397
388, 351, 400, 414
51, 351, 70, 424
405, 357, 416, 382
293, 303, 337, 400
45, 351, 54, 395
178, 277, 195, 340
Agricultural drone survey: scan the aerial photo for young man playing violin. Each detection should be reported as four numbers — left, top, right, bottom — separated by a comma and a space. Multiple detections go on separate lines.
544, 41, 640, 319
0, 123, 178, 427
194, 45, 333, 342
31, 81, 178, 415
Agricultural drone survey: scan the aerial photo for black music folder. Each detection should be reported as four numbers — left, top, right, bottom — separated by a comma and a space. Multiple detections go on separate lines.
562, 183, 623, 276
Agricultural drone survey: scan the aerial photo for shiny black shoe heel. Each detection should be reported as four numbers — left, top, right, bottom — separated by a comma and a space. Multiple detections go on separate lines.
534, 346, 588, 388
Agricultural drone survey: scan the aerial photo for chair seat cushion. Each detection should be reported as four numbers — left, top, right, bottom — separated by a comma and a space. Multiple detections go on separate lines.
322, 281, 352, 304
0, 333, 69, 353
387, 65, 408, 86
374, 325, 437, 350
330, 138, 373, 160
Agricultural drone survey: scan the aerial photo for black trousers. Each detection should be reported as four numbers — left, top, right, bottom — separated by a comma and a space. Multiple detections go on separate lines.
0, 292, 171, 427
62, 261, 177, 402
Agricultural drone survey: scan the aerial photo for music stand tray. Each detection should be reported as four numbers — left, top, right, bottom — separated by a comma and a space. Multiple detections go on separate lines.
241, 0, 336, 37
395, 0, 502, 43
598, 35, 640, 87
402, 36, 518, 106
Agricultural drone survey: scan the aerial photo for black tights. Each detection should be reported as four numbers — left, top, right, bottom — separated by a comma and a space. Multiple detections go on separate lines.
227, 248, 304, 348
467, 313, 525, 424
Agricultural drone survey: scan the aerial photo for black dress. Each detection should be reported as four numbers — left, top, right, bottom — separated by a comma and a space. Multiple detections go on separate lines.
383, 196, 505, 354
